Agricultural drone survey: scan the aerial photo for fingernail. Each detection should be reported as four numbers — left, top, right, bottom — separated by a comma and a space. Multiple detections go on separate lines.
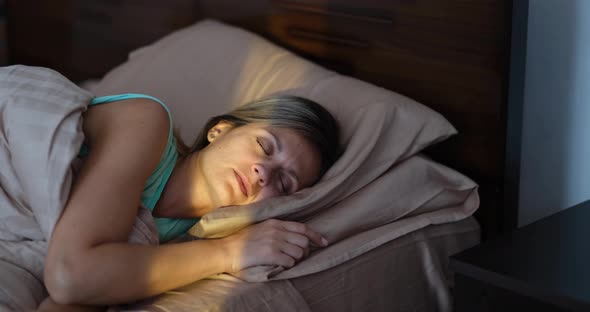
321, 237, 329, 247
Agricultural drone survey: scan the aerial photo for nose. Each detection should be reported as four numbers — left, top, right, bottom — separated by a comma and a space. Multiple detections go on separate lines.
252, 163, 270, 187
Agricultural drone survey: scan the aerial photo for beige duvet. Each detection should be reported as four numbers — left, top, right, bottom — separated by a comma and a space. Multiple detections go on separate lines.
117, 217, 480, 312
0, 19, 480, 311
0, 66, 160, 310
89, 19, 480, 283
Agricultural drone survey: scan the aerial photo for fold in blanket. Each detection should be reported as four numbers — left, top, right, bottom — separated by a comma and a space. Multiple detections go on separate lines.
0, 65, 478, 311
87, 19, 479, 287
0, 65, 159, 310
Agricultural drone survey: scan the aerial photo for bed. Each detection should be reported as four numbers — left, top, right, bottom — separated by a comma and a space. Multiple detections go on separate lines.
3, 1, 516, 311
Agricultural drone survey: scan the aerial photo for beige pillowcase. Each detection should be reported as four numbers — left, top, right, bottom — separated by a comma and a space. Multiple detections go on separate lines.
89, 19, 471, 243
226, 154, 479, 281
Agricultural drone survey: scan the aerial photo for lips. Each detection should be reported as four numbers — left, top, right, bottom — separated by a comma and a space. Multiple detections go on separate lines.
234, 170, 249, 197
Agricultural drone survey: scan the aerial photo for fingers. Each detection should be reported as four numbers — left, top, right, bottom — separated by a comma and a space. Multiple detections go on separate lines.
255, 219, 327, 269
283, 232, 309, 249
281, 232, 316, 258
279, 242, 305, 263
280, 234, 312, 266
275, 252, 296, 269
279, 221, 328, 247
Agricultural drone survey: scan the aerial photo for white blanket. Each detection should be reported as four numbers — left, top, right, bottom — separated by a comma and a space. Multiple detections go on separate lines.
0, 65, 159, 310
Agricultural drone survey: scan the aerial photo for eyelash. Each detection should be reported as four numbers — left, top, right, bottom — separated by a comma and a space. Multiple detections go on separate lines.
280, 176, 288, 195
257, 138, 288, 194
257, 138, 270, 156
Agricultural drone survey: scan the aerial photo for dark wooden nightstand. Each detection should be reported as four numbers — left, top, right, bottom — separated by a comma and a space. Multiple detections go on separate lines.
450, 200, 590, 312
0, 0, 7, 66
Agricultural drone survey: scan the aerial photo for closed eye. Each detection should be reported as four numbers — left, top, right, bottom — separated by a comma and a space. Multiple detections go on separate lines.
257, 138, 270, 156
279, 174, 288, 195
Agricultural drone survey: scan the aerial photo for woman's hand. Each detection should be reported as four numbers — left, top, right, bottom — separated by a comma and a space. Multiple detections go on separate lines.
220, 219, 328, 273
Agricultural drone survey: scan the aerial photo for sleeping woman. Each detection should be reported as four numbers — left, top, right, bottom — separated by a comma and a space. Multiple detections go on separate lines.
39, 94, 340, 311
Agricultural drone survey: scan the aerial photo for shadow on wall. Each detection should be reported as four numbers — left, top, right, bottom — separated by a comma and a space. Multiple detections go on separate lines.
519, 0, 590, 226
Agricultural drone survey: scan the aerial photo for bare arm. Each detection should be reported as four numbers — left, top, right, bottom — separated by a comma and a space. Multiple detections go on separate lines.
44, 98, 232, 304
44, 98, 326, 306
50, 239, 230, 304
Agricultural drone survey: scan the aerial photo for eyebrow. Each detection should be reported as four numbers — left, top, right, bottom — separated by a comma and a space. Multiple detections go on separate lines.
267, 129, 300, 186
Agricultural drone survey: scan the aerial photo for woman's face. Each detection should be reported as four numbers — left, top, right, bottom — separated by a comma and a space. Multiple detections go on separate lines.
196, 121, 322, 209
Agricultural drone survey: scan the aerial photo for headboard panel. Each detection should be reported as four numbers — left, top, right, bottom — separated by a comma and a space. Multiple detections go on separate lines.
6, 0, 514, 240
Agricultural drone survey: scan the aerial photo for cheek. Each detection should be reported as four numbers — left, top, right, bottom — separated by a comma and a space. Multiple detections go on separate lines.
223, 138, 257, 157
209, 139, 255, 163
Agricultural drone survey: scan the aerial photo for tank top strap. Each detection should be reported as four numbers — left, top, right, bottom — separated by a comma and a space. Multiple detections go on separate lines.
78, 93, 198, 242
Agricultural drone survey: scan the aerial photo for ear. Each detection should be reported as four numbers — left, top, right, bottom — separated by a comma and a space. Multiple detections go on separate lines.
207, 120, 234, 143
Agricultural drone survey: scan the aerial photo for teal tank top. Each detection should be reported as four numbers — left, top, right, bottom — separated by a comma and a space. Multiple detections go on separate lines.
79, 93, 198, 243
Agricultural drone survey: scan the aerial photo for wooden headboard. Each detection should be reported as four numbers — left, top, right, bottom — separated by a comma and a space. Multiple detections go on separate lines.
6, 0, 516, 240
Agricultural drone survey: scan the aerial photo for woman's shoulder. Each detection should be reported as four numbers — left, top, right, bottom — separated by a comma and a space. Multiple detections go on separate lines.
78, 97, 171, 193
83, 97, 170, 146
